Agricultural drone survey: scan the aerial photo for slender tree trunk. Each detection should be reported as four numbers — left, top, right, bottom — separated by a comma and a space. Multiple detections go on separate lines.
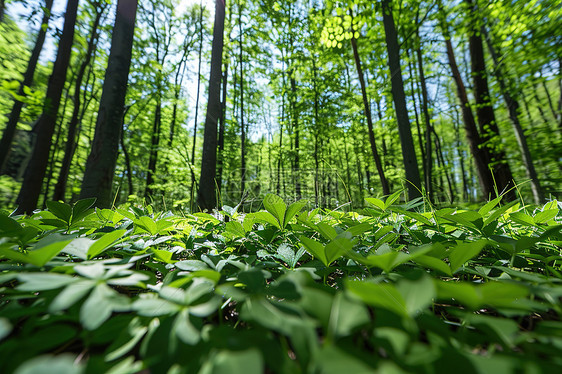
191, 0, 204, 202
290, 74, 301, 199
197, 0, 225, 211
53, 5, 105, 201
381, 0, 422, 200
145, 100, 161, 199
216, 63, 228, 193
120, 121, 133, 197
80, 0, 138, 208
350, 35, 390, 195
416, 48, 434, 202
238, 1, 246, 198
467, 0, 515, 200
439, 7, 494, 199
482, 25, 543, 203
0, 0, 54, 173
0, 0, 5, 23
15, 0, 78, 214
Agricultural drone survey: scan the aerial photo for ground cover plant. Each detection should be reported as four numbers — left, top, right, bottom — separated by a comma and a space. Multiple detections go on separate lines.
0, 193, 561, 373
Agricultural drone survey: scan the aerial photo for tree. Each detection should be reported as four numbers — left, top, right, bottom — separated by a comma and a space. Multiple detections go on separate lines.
15, 0, 79, 214
53, 0, 107, 202
197, 0, 225, 211
466, 0, 515, 200
350, 27, 389, 195
381, 0, 422, 200
80, 0, 138, 208
0, 0, 54, 173
438, 4, 495, 200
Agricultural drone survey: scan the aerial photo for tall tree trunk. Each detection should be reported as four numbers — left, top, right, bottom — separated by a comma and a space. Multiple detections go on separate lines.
238, 1, 246, 198
381, 0, 422, 200
80, 0, 138, 208
414, 25, 434, 203
0, 0, 5, 23
216, 63, 228, 193
145, 100, 161, 199
197, 0, 225, 211
350, 33, 390, 195
15, 0, 78, 214
467, 0, 516, 200
438, 6, 494, 200
53, 4, 105, 202
482, 25, 543, 203
191, 0, 204, 203
290, 74, 301, 199
0, 0, 54, 173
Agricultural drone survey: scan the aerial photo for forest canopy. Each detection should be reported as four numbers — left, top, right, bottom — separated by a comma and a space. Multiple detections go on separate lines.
0, 0, 560, 211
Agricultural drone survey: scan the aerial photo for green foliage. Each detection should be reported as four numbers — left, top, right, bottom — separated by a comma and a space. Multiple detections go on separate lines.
0, 195, 561, 373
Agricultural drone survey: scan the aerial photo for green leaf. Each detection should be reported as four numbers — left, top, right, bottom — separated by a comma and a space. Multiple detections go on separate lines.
151, 248, 175, 263
17, 273, 78, 291
478, 195, 503, 216
299, 236, 328, 266
449, 240, 487, 273
135, 216, 158, 235
49, 280, 95, 312
283, 199, 306, 228
87, 229, 127, 259
396, 273, 435, 316
71, 198, 96, 223
510, 211, 535, 226
203, 348, 263, 374
225, 221, 246, 237
534, 209, 558, 224
263, 194, 286, 227
346, 280, 408, 318
325, 234, 353, 264
1, 235, 73, 267
81, 283, 128, 330
413, 255, 452, 276
315, 222, 337, 240
0, 214, 22, 233
0, 317, 12, 342
252, 211, 281, 229
46, 201, 72, 224
365, 197, 385, 210
14, 354, 83, 374
173, 309, 200, 345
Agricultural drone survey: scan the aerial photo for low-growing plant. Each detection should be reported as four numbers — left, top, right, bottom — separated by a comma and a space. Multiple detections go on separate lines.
0, 194, 561, 373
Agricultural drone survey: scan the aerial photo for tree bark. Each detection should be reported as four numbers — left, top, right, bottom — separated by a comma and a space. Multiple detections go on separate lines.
482, 25, 543, 203
438, 6, 494, 200
350, 33, 389, 195
15, 0, 78, 214
238, 0, 246, 198
53, 3, 105, 201
381, 0, 422, 200
191, 0, 204, 202
467, 0, 516, 200
0, 0, 54, 173
197, 0, 225, 211
80, 0, 138, 208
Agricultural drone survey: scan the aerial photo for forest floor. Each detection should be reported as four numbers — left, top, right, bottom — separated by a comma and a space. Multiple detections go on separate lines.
0, 193, 561, 373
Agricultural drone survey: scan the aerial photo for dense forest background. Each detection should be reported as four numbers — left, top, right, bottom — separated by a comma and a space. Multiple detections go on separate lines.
0, 0, 560, 213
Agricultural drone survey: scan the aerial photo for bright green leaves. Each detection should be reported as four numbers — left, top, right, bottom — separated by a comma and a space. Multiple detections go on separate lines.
299, 232, 353, 267
435, 280, 529, 311
0, 233, 74, 266
261, 194, 306, 230
43, 198, 96, 230
87, 229, 127, 259
347, 272, 436, 318
320, 12, 363, 48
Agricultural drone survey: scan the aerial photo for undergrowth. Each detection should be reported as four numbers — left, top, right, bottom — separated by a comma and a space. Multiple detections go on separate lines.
0, 192, 561, 373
